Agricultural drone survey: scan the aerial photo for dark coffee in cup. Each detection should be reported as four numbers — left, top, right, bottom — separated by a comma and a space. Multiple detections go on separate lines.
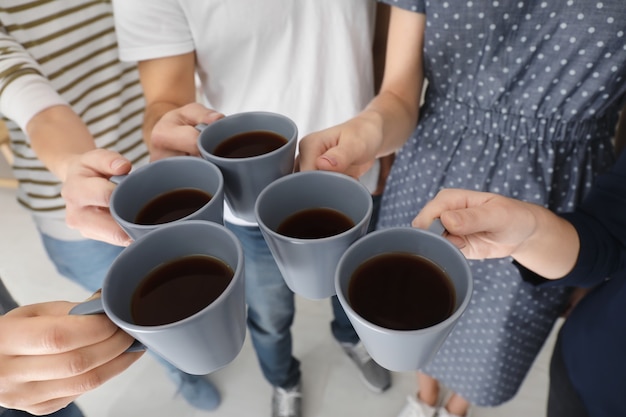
348, 253, 456, 331
276, 207, 355, 239
213, 130, 288, 158
134, 188, 213, 225
131, 254, 234, 326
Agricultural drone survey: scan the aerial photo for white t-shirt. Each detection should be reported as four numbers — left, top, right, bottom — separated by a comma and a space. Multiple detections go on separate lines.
113, 0, 379, 225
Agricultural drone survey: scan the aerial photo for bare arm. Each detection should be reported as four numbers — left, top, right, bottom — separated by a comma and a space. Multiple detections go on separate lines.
137, 53, 222, 161
0, 27, 97, 183
298, 7, 425, 177
63, 54, 221, 246
363, 6, 425, 156
26, 105, 96, 182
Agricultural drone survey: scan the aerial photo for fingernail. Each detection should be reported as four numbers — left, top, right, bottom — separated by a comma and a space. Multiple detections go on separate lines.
111, 158, 127, 170
321, 155, 338, 167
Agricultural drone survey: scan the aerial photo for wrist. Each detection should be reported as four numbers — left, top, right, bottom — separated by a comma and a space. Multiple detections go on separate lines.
512, 203, 579, 279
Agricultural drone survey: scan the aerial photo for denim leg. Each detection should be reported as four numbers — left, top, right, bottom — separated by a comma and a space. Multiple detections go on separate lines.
329, 193, 382, 344
38, 233, 124, 293
330, 295, 360, 344
225, 222, 300, 389
1, 402, 83, 417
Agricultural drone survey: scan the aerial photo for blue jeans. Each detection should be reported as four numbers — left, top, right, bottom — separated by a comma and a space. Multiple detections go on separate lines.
225, 222, 301, 389
39, 233, 124, 293
330, 192, 383, 344
224, 193, 384, 388
1, 403, 83, 417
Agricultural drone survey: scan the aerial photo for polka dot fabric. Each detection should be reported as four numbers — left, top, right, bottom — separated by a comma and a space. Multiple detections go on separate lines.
378, 0, 626, 406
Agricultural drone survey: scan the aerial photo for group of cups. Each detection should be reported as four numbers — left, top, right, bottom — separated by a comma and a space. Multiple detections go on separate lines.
70, 112, 473, 376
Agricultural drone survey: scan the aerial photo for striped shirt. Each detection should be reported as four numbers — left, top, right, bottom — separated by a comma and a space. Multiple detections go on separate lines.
0, 0, 148, 227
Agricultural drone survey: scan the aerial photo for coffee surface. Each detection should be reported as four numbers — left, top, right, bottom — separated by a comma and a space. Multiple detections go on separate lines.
134, 188, 212, 225
348, 253, 455, 331
276, 207, 355, 239
131, 254, 233, 326
213, 130, 287, 158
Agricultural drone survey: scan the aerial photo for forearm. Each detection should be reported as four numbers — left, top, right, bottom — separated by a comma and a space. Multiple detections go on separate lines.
137, 54, 197, 146
361, 89, 421, 157
142, 101, 184, 148
26, 105, 96, 182
364, 6, 425, 157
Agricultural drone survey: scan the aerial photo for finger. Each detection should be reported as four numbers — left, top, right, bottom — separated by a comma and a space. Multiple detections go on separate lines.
3, 347, 142, 414
3, 328, 138, 382
63, 176, 116, 209
7, 301, 76, 318
1, 392, 78, 416
440, 197, 514, 238
151, 127, 201, 158
315, 147, 374, 180
295, 133, 327, 172
412, 189, 493, 229
150, 104, 224, 159
172, 102, 224, 127
315, 142, 359, 174
75, 149, 132, 178
444, 234, 469, 252
65, 206, 131, 247
439, 207, 492, 236
0, 311, 119, 356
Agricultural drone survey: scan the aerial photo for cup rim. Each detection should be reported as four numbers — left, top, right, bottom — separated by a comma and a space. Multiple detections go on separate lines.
110, 156, 224, 230
197, 111, 298, 162
334, 226, 474, 336
254, 170, 374, 243
101, 220, 244, 332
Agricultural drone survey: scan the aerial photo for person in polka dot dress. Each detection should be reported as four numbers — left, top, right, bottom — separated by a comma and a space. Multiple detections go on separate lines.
298, 1, 626, 416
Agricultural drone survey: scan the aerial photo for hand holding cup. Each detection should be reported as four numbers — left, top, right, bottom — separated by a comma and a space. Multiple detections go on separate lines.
70, 221, 246, 375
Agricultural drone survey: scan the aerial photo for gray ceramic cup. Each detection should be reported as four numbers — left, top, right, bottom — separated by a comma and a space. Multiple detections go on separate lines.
255, 171, 373, 300
70, 220, 246, 375
109, 156, 224, 240
197, 111, 298, 223
335, 226, 473, 372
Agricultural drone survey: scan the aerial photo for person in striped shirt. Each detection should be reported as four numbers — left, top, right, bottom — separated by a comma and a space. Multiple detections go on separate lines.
0, 1, 220, 412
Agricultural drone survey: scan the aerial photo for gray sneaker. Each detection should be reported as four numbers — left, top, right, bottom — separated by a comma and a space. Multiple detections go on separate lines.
272, 381, 302, 417
341, 341, 391, 393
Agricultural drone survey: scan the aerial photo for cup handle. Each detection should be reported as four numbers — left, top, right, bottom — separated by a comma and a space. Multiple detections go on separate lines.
428, 218, 446, 236
69, 298, 145, 352
109, 175, 127, 185
195, 123, 207, 131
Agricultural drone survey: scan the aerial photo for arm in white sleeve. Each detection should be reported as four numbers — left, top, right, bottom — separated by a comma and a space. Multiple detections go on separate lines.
0, 27, 67, 130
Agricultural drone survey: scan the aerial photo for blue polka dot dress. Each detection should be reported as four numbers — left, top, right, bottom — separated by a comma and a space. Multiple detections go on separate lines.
378, 0, 626, 407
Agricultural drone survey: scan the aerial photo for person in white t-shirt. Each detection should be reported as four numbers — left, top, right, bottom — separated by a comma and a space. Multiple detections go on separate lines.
61, 2, 393, 416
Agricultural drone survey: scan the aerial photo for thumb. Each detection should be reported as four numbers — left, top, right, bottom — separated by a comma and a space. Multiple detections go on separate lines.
316, 148, 344, 172
81, 149, 132, 177
315, 142, 365, 176
440, 207, 492, 237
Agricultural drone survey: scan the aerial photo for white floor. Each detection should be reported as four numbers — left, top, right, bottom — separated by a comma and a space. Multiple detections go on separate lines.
0, 183, 559, 417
